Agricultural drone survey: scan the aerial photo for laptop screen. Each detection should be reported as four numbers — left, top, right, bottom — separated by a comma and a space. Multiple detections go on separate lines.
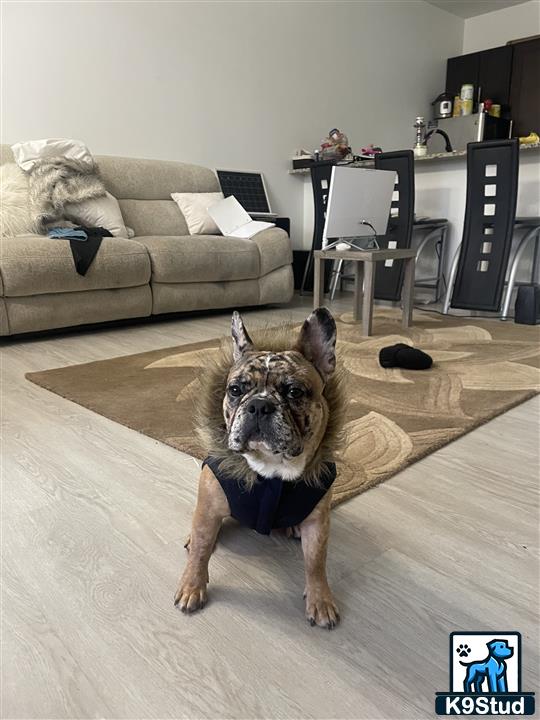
216, 170, 271, 214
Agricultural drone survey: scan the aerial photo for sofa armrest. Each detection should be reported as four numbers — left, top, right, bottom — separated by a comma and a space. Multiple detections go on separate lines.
250, 226, 293, 276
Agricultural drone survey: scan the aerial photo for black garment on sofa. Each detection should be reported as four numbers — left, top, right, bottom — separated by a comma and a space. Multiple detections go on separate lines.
202, 456, 336, 535
69, 226, 113, 276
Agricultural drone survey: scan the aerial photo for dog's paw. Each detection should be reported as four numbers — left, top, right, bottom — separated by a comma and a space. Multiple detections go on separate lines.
174, 580, 208, 613
285, 525, 302, 540
305, 589, 340, 629
456, 643, 471, 658
183, 535, 191, 551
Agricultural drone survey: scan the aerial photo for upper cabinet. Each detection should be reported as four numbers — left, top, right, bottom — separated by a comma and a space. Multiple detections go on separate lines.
446, 52, 480, 101
445, 39, 540, 137
510, 38, 540, 137
477, 46, 513, 109
446, 46, 512, 109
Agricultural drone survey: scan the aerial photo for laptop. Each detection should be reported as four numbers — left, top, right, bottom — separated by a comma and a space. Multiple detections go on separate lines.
215, 169, 278, 219
208, 195, 275, 239
323, 166, 397, 247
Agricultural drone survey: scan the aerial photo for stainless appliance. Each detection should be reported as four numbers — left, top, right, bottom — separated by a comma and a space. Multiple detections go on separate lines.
433, 113, 512, 152
432, 92, 453, 119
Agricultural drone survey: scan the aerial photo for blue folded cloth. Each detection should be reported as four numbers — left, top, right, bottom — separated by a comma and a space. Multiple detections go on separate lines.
48, 227, 88, 241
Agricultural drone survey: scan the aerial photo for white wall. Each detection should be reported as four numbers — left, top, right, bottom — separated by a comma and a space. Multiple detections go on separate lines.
463, 0, 540, 53
1, 1, 463, 249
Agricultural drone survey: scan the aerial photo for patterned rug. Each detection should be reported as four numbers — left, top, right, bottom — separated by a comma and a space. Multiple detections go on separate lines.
26, 310, 540, 506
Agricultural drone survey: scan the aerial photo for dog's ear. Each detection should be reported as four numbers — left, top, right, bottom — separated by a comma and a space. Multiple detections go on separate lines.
231, 311, 254, 362
294, 307, 336, 381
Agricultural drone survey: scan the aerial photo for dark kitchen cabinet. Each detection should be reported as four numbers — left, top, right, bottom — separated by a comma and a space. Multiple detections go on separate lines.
446, 40, 539, 135
478, 45, 513, 107
446, 46, 512, 107
509, 37, 540, 136
446, 52, 479, 99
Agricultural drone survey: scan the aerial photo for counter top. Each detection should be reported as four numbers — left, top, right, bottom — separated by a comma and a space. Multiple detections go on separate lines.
288, 142, 540, 174
414, 142, 540, 162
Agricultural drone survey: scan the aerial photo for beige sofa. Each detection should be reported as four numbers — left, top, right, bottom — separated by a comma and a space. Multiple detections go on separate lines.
0, 146, 293, 336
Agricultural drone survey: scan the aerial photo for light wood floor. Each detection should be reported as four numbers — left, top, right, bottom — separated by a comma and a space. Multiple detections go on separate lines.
1, 295, 539, 720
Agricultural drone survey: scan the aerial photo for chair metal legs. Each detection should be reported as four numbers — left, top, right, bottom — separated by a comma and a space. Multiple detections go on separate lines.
442, 243, 462, 314
414, 225, 447, 303
443, 227, 540, 318
299, 250, 313, 296
501, 227, 540, 320
329, 258, 344, 301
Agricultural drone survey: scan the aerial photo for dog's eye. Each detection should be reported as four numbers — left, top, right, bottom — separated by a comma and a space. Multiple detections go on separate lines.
228, 384, 243, 397
287, 386, 304, 399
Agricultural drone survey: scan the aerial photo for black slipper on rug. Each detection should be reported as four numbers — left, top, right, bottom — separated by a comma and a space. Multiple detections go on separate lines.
379, 343, 433, 370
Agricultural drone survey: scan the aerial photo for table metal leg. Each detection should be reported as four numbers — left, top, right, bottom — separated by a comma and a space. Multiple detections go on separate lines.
362, 260, 375, 336
313, 255, 324, 310
353, 261, 364, 322
402, 255, 415, 328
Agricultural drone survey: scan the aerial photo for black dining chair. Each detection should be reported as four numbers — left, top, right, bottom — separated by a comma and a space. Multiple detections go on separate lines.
300, 161, 335, 295
374, 150, 448, 303
442, 139, 540, 317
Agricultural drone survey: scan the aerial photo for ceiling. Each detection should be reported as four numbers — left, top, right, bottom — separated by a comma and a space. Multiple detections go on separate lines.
425, 0, 531, 18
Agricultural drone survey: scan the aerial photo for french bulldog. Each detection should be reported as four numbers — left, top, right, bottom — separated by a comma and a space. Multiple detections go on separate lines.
174, 307, 343, 628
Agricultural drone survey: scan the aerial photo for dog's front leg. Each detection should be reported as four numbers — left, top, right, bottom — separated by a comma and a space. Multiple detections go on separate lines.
299, 490, 339, 629
174, 464, 229, 613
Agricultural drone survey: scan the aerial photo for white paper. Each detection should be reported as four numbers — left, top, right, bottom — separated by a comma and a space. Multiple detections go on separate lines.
208, 195, 274, 238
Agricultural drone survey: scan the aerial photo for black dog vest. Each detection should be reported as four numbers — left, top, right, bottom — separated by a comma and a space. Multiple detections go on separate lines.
203, 456, 336, 536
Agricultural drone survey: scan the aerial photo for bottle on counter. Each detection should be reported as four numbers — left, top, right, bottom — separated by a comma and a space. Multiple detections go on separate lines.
413, 116, 427, 157
453, 96, 461, 117
460, 83, 474, 116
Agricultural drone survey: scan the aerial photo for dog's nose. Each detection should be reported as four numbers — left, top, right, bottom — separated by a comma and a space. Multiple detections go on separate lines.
246, 397, 276, 416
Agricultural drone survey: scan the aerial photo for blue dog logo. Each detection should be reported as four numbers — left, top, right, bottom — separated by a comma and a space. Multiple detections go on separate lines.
458, 639, 514, 693
435, 631, 536, 715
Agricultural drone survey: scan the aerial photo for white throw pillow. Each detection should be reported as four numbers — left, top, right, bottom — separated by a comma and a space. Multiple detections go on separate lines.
11, 138, 93, 172
0, 163, 35, 236
171, 192, 224, 235
64, 192, 128, 238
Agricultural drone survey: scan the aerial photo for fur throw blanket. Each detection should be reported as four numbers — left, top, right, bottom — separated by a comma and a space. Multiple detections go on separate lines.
28, 156, 106, 232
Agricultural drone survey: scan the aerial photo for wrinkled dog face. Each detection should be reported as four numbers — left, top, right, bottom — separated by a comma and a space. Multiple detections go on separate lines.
223, 308, 337, 480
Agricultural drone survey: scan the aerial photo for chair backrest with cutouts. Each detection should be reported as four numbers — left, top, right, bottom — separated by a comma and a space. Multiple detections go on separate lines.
451, 139, 519, 311
374, 150, 415, 301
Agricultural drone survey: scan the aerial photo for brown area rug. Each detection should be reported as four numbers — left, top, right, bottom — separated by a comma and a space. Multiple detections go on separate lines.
26, 310, 540, 506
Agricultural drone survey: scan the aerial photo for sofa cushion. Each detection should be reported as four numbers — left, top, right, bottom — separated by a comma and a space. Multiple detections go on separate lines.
136, 235, 261, 283
137, 227, 292, 284
0, 235, 151, 297
118, 199, 189, 237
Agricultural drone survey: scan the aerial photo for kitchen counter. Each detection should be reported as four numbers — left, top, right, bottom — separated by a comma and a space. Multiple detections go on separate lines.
288, 142, 540, 173
413, 141, 540, 162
